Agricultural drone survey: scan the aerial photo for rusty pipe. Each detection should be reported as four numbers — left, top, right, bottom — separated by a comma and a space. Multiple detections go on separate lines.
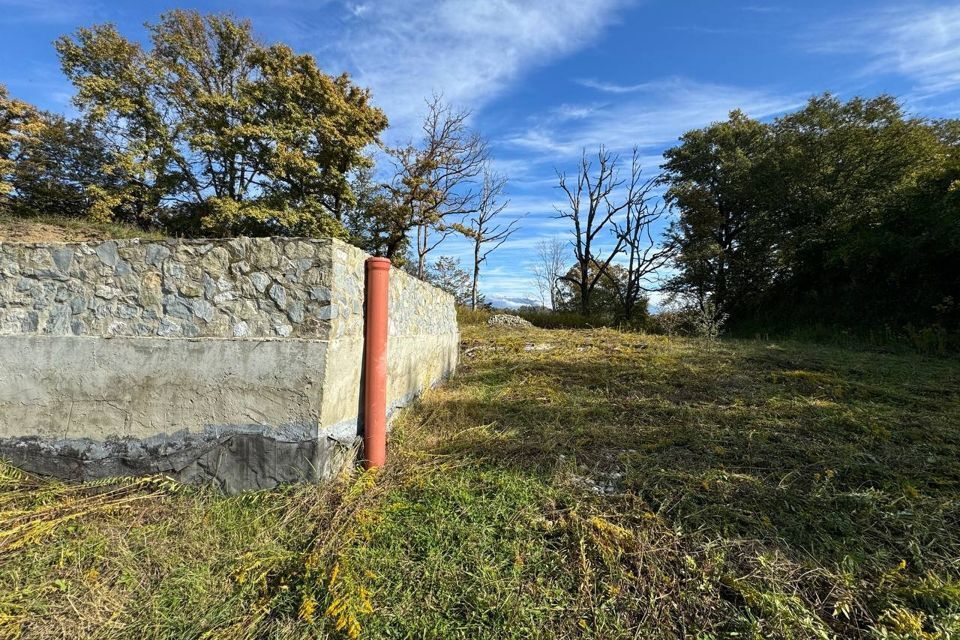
362, 256, 391, 469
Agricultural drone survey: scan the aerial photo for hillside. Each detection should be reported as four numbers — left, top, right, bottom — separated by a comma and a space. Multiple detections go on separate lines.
1, 324, 959, 638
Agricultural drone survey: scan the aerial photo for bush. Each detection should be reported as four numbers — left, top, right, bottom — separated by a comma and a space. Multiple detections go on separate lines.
456, 306, 493, 326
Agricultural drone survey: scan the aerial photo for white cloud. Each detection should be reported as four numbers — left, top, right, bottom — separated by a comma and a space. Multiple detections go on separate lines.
575, 78, 651, 94
325, 0, 634, 138
505, 76, 801, 157
812, 3, 960, 96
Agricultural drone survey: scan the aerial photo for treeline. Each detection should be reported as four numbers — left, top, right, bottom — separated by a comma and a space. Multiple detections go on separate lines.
662, 95, 960, 333
0, 10, 515, 298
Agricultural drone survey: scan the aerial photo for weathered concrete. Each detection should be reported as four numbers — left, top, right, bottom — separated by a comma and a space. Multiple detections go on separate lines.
0, 236, 458, 492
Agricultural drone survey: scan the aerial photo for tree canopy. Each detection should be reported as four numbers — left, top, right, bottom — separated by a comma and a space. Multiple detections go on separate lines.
53, 10, 387, 236
662, 94, 960, 331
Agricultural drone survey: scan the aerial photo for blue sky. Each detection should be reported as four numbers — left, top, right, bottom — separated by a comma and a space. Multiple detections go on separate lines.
4, 0, 960, 305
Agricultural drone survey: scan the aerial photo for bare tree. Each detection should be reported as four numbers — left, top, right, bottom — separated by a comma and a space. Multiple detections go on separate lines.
555, 146, 645, 315
610, 173, 675, 321
532, 237, 567, 310
456, 171, 518, 309
386, 96, 488, 276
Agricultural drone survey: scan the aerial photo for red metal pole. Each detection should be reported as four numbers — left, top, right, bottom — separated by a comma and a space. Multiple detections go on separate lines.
363, 256, 390, 469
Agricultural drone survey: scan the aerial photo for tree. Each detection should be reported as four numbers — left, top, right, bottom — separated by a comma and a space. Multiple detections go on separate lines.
426, 256, 472, 305
532, 237, 567, 310
661, 110, 773, 320
56, 10, 387, 233
611, 174, 674, 321
661, 94, 960, 331
10, 112, 120, 219
454, 171, 517, 309
385, 96, 488, 272
0, 85, 41, 210
557, 260, 628, 318
555, 147, 646, 315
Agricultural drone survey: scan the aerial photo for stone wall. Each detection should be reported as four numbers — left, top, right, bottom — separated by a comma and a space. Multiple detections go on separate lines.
0, 237, 336, 339
0, 236, 458, 492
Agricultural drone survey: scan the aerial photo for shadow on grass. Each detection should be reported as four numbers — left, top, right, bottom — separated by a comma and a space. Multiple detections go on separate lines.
410, 336, 960, 577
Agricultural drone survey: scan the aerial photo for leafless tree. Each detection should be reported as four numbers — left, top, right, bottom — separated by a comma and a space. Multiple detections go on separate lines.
457, 171, 518, 309
610, 173, 675, 321
386, 95, 488, 276
555, 146, 646, 315
532, 237, 567, 310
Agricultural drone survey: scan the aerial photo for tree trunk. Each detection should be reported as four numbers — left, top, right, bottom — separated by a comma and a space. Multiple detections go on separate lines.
471, 241, 480, 310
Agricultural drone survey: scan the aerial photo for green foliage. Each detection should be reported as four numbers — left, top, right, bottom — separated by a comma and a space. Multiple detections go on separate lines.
663, 94, 960, 332
425, 255, 472, 305
0, 84, 41, 209
54, 10, 386, 234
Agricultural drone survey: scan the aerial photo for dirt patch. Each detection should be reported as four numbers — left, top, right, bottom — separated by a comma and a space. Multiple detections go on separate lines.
0, 219, 108, 243
0, 214, 163, 243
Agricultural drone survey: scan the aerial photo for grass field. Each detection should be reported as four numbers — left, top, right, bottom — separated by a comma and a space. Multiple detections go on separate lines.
1, 325, 959, 639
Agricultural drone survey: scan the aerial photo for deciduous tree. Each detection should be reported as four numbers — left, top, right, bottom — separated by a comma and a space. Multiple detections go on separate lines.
454, 171, 517, 309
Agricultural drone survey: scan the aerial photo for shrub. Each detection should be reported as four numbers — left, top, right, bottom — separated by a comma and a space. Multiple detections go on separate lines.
456, 306, 493, 326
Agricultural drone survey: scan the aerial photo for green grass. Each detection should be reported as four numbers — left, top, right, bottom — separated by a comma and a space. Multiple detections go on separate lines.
1, 326, 959, 638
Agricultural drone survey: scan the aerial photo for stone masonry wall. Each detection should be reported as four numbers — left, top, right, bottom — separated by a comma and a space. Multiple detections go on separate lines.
0, 236, 458, 492
0, 237, 336, 339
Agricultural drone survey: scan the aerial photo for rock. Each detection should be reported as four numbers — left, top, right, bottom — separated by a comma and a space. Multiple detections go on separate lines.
268, 282, 287, 310
95, 241, 118, 267
51, 247, 74, 272
157, 318, 181, 337
287, 300, 305, 324
487, 314, 533, 328
191, 299, 215, 323
249, 272, 270, 293
232, 321, 249, 337
145, 244, 171, 266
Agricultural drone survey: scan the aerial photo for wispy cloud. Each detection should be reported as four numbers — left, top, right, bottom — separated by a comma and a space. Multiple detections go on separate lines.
506, 76, 801, 157
0, 0, 101, 24
321, 0, 634, 137
812, 3, 960, 96
575, 78, 651, 94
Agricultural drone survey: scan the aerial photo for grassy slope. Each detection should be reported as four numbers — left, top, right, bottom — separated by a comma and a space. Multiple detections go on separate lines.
1, 326, 959, 639
0, 213, 165, 243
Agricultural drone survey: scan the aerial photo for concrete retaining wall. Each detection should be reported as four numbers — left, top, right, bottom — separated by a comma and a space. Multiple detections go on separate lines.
0, 236, 458, 492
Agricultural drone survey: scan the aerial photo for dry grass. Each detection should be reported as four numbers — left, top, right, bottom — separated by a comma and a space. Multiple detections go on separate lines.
0, 213, 165, 243
1, 325, 958, 638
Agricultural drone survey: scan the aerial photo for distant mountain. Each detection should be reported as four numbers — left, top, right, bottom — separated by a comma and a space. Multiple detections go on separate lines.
487, 295, 541, 310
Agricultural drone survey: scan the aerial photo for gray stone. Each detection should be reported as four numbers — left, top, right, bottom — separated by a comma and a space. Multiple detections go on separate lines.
268, 282, 287, 310
95, 242, 119, 267
287, 300, 305, 324
232, 321, 249, 337
274, 323, 293, 337
157, 318, 181, 337
51, 247, 74, 272
115, 260, 133, 276
145, 244, 171, 266
250, 272, 270, 293
191, 299, 214, 323
163, 294, 193, 320
309, 286, 330, 302
44, 307, 72, 334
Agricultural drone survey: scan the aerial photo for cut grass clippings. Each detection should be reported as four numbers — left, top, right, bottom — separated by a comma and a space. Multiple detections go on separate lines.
1, 325, 959, 639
